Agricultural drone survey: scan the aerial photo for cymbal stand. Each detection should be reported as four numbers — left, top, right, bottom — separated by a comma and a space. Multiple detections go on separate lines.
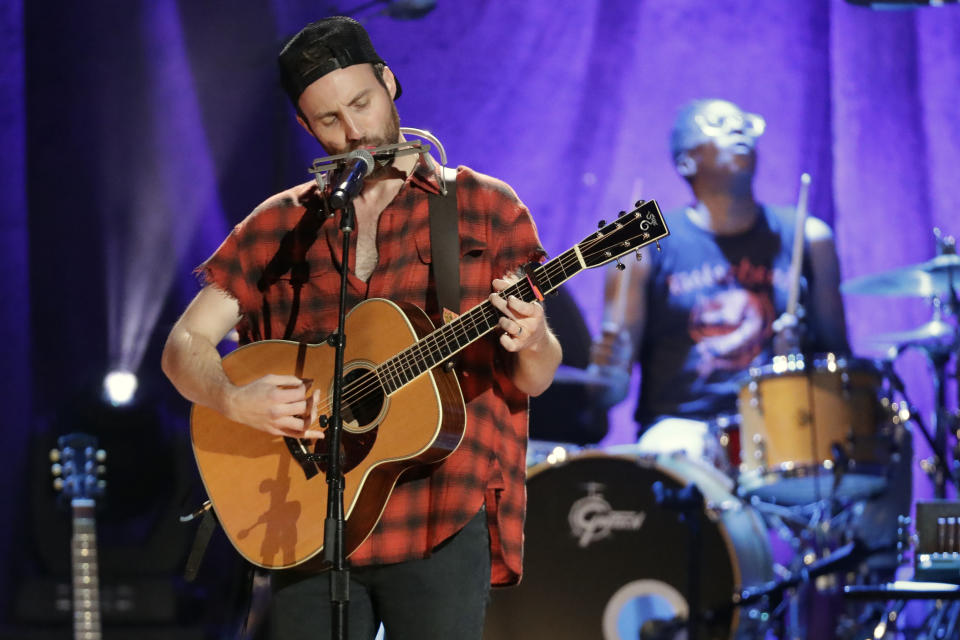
932, 229, 960, 497
880, 355, 957, 497
929, 343, 955, 498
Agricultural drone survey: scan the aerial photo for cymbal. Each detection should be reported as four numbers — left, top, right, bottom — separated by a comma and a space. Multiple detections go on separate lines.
551, 364, 618, 387
866, 319, 958, 353
841, 253, 960, 297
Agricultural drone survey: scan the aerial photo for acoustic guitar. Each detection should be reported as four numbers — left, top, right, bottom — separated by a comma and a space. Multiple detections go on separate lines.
191, 200, 668, 569
51, 433, 107, 640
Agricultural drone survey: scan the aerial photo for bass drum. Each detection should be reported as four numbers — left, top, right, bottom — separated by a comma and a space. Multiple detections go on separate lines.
484, 451, 774, 640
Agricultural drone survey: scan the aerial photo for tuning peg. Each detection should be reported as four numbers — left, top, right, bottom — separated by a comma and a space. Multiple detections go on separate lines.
97, 465, 107, 477
635, 249, 643, 262
615, 259, 625, 271
53, 478, 64, 491
655, 240, 662, 252
97, 479, 107, 491
95, 449, 106, 463
51, 463, 62, 477
49, 448, 61, 463
597, 219, 606, 229
635, 200, 646, 208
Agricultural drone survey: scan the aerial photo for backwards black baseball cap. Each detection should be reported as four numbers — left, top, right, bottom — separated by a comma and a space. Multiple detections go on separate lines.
278, 16, 402, 105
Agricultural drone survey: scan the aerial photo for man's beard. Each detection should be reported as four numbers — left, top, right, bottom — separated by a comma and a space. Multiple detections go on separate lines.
366, 105, 402, 177
325, 103, 402, 177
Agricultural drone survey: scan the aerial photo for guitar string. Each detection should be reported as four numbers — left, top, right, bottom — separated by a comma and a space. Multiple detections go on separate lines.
304, 224, 657, 422
312, 224, 657, 421
311, 254, 566, 418
302, 218, 660, 422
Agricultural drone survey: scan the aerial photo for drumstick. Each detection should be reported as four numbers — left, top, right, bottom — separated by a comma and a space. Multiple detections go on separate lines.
786, 173, 811, 317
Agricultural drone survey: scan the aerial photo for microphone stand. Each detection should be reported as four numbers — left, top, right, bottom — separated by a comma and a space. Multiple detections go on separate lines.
302, 131, 447, 639
322, 196, 355, 640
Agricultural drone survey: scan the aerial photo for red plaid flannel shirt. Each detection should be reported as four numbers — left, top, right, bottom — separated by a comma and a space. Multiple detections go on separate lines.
200, 158, 545, 585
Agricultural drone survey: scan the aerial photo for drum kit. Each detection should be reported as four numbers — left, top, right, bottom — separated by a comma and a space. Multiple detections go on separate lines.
485, 238, 960, 639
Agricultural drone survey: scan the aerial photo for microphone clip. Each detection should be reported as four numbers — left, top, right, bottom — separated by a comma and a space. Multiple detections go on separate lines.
308, 140, 430, 191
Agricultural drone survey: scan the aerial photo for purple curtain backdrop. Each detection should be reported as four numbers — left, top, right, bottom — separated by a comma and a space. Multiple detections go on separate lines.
2, 0, 959, 621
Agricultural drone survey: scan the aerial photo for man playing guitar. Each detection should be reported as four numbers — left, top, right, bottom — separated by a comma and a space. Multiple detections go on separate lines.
161, 16, 561, 640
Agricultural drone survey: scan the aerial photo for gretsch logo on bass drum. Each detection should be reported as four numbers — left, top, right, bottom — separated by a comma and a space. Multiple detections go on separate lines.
568, 483, 646, 548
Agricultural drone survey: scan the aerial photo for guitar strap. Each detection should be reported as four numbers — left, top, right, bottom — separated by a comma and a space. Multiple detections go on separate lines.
428, 169, 460, 318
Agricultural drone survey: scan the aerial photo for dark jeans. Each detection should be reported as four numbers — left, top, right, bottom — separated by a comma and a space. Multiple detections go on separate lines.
268, 506, 491, 640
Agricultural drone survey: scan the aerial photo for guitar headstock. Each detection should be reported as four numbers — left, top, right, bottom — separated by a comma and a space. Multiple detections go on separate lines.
578, 200, 669, 269
50, 433, 106, 502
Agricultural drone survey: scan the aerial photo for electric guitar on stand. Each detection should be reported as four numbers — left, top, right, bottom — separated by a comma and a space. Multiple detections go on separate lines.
51, 433, 107, 640
191, 199, 669, 569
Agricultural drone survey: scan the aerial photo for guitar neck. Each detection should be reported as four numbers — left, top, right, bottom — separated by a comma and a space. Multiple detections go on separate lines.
376, 247, 584, 393
71, 498, 102, 640
373, 201, 667, 394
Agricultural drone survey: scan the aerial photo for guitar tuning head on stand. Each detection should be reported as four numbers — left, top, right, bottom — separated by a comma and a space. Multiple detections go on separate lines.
50, 432, 107, 640
50, 433, 107, 504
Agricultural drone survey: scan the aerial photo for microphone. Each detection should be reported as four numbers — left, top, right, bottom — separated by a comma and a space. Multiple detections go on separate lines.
328, 148, 375, 209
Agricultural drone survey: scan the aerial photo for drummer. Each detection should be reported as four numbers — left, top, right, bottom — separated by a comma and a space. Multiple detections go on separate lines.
590, 98, 849, 461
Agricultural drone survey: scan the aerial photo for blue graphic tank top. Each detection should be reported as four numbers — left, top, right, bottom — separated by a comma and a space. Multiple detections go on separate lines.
635, 204, 813, 427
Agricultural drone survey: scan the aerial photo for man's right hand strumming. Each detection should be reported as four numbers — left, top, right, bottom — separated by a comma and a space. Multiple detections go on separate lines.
223, 374, 324, 439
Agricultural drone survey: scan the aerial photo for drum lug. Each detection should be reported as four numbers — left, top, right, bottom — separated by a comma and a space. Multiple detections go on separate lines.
752, 433, 767, 468
748, 379, 761, 412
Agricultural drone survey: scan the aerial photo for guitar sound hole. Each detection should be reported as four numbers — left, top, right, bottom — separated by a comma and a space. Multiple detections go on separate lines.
342, 366, 386, 433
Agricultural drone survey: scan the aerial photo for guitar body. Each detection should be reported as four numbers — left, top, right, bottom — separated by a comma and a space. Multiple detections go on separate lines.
191, 298, 466, 569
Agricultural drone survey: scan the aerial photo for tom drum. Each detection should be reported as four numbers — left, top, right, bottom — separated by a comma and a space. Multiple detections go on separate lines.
737, 353, 894, 504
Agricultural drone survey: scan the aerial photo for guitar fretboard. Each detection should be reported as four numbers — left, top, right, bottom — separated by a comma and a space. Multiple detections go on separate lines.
375, 247, 584, 394
72, 498, 102, 640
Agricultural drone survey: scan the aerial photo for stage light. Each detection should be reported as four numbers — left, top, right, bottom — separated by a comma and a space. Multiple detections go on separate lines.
103, 370, 138, 406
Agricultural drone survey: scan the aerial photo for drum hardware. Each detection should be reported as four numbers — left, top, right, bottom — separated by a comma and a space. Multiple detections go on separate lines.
906, 500, 960, 584
844, 228, 960, 498
484, 451, 775, 640
837, 500, 960, 637
738, 538, 890, 606
879, 357, 958, 498
750, 433, 765, 465
652, 480, 706, 640
843, 583, 960, 638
